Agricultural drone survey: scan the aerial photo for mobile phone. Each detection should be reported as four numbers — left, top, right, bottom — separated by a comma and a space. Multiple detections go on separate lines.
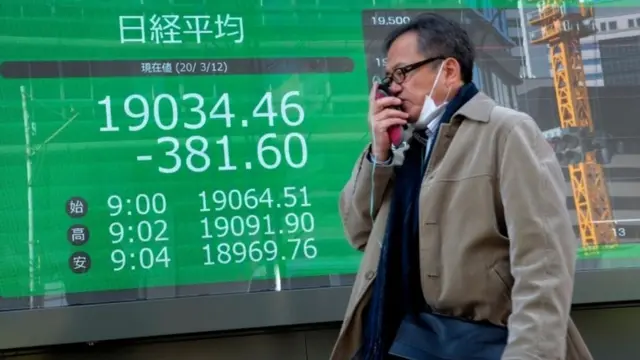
375, 82, 404, 147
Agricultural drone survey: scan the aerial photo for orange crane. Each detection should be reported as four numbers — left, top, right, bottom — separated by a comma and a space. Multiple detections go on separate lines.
526, 0, 617, 253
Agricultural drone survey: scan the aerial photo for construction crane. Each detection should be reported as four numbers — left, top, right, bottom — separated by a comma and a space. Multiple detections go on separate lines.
526, 0, 618, 253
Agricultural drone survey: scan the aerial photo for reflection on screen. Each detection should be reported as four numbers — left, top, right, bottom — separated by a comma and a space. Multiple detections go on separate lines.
0, 2, 639, 311
363, 7, 640, 273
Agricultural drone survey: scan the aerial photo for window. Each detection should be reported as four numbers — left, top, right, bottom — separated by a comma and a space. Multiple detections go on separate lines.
585, 73, 603, 81
473, 65, 483, 90
491, 73, 501, 105
609, 21, 617, 30
501, 82, 511, 108
600, 22, 607, 31
482, 67, 492, 94
637, 18, 640, 27
629, 19, 635, 27
510, 86, 519, 110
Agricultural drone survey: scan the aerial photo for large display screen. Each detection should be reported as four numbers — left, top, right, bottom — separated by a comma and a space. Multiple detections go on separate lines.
1, 0, 639, 315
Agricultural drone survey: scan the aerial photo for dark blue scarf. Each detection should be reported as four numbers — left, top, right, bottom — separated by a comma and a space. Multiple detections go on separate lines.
360, 82, 479, 359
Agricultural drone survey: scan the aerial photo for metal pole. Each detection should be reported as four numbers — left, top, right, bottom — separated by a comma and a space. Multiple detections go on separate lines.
20, 85, 36, 308
518, 0, 535, 78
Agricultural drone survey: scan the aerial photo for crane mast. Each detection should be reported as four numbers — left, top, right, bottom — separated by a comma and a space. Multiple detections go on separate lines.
526, 0, 618, 252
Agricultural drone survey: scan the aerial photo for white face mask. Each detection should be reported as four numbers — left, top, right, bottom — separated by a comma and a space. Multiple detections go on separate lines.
411, 63, 451, 130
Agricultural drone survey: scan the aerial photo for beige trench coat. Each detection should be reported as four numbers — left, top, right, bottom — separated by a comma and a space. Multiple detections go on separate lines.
330, 92, 593, 360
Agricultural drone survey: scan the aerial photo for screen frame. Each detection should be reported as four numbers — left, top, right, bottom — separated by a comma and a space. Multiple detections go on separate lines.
0, 269, 639, 350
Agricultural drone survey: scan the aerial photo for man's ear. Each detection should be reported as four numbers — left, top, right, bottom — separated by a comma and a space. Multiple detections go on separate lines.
443, 58, 461, 85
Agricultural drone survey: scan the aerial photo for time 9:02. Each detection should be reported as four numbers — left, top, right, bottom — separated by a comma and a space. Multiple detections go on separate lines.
110, 220, 169, 243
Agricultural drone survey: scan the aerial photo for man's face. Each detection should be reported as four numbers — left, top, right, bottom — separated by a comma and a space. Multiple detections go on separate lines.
385, 31, 455, 122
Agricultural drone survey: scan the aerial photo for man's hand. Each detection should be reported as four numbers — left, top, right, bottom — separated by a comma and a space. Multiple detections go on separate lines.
368, 82, 408, 161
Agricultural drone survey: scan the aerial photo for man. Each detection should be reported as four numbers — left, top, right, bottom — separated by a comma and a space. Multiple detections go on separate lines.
331, 13, 593, 360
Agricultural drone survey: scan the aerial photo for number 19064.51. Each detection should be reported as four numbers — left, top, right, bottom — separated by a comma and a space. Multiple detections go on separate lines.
198, 187, 311, 212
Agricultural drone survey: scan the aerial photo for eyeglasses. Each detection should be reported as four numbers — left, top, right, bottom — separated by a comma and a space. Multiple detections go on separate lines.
381, 56, 446, 86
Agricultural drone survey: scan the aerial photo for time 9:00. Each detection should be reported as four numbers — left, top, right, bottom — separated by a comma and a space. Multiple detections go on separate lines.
107, 193, 167, 216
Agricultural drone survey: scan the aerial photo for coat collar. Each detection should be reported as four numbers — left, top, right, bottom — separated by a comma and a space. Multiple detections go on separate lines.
452, 91, 497, 123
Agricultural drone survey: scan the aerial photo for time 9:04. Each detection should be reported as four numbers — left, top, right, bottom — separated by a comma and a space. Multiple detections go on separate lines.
111, 247, 171, 271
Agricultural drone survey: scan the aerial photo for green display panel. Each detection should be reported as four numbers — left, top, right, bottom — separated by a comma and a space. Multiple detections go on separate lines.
0, 0, 639, 313
0, 1, 371, 307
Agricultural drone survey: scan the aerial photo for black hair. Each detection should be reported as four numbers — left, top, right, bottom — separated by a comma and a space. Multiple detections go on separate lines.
383, 12, 475, 83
